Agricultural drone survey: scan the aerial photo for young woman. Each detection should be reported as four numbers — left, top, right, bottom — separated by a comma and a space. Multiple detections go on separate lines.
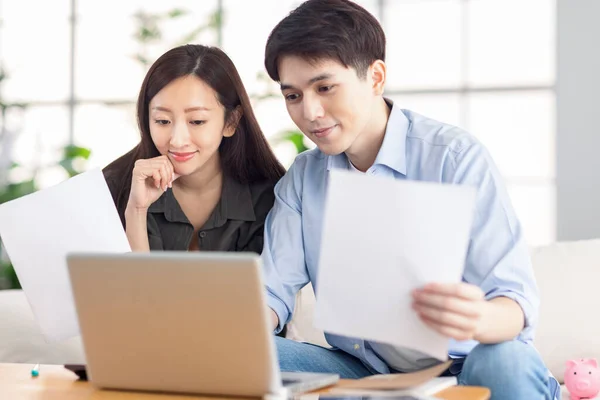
104, 44, 285, 254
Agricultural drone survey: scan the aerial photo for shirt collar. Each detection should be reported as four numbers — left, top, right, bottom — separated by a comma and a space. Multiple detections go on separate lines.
326, 98, 409, 175
148, 174, 256, 227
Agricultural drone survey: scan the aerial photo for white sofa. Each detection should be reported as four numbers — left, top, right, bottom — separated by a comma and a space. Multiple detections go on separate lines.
0, 290, 85, 365
2, 239, 600, 397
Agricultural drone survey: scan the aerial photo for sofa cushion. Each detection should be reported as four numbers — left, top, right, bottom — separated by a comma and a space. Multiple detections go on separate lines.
286, 283, 329, 348
531, 239, 600, 383
0, 289, 85, 364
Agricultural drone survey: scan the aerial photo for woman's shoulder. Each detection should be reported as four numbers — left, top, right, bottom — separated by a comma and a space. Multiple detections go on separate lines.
243, 178, 279, 217
247, 177, 278, 198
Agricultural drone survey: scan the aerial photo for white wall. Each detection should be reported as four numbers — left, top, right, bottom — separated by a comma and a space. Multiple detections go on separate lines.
557, 0, 600, 240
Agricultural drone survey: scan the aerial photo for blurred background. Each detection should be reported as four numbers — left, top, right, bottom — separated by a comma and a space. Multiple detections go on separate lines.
2, 0, 598, 288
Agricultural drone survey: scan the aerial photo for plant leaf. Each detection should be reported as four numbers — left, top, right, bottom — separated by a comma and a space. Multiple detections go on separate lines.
63, 145, 91, 160
207, 9, 223, 30
277, 130, 309, 154
59, 159, 78, 178
167, 8, 188, 18
0, 180, 36, 204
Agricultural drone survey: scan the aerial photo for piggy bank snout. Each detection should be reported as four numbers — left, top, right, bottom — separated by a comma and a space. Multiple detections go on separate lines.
576, 379, 592, 390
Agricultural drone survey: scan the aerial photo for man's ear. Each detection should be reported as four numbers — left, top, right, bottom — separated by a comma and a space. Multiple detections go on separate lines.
223, 106, 242, 138
369, 60, 386, 96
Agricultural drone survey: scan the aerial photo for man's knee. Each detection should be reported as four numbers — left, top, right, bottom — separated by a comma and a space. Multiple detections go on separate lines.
274, 336, 304, 360
463, 341, 540, 377
460, 341, 550, 398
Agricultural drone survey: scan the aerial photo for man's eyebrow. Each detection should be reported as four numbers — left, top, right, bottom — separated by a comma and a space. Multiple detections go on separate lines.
280, 73, 334, 91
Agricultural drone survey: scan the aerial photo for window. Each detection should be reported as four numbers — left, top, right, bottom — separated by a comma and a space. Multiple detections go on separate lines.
384, 0, 556, 246
0, 0, 556, 245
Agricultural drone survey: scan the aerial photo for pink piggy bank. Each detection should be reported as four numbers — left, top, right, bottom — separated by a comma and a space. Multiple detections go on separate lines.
565, 358, 600, 400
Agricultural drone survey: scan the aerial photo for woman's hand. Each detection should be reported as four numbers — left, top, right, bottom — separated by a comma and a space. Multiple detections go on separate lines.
127, 155, 179, 212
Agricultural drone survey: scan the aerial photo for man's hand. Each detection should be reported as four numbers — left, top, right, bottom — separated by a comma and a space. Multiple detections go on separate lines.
412, 282, 486, 341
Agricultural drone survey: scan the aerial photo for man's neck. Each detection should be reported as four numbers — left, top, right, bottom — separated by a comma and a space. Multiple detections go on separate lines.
345, 97, 391, 172
174, 152, 223, 195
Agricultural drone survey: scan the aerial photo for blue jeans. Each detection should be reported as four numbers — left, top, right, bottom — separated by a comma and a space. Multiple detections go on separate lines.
275, 337, 556, 400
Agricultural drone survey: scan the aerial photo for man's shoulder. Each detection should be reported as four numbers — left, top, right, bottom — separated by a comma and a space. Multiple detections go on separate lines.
287, 147, 328, 175
294, 146, 326, 163
403, 109, 480, 155
274, 148, 327, 200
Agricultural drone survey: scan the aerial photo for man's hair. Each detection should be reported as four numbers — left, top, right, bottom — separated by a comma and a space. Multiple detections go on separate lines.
264, 0, 386, 82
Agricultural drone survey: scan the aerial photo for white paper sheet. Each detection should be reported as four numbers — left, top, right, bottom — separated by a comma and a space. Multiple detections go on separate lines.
0, 169, 131, 341
314, 170, 476, 360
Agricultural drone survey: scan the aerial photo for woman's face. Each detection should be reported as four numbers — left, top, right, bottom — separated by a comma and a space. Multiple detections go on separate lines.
149, 75, 236, 176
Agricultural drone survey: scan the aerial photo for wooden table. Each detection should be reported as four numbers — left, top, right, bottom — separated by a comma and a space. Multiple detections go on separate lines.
0, 363, 490, 400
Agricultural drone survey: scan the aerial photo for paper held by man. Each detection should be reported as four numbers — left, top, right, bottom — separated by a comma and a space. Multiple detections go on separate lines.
315, 170, 476, 361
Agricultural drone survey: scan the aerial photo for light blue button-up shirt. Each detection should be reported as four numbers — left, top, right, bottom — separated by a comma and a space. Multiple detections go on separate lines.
261, 102, 542, 374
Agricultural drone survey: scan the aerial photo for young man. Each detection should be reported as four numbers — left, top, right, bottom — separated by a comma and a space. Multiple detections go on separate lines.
260, 0, 557, 399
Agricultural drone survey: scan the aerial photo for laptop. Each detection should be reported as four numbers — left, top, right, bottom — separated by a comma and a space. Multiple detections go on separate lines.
66, 252, 339, 397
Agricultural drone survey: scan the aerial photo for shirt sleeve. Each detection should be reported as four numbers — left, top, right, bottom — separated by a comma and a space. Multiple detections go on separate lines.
260, 161, 311, 334
448, 142, 540, 341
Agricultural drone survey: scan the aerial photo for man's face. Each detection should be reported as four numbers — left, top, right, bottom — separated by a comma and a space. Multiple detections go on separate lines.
278, 56, 375, 155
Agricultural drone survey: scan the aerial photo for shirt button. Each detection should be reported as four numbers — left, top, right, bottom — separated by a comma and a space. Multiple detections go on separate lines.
199, 231, 206, 238
354, 344, 360, 350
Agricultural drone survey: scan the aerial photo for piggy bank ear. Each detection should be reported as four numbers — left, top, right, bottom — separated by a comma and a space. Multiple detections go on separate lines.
567, 360, 578, 368
584, 359, 598, 368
